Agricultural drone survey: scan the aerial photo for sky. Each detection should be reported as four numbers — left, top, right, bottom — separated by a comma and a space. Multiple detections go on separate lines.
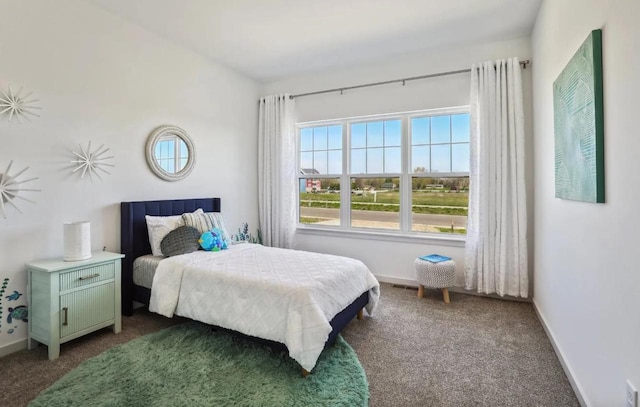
300, 113, 470, 175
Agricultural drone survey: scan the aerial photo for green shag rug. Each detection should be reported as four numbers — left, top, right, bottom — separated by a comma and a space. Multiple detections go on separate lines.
29, 322, 368, 407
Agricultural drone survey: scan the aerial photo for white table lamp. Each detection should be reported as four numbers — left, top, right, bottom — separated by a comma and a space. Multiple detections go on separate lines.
63, 221, 91, 261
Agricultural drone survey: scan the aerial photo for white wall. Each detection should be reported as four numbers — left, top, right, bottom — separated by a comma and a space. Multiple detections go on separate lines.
532, 0, 640, 405
262, 37, 534, 293
0, 0, 259, 350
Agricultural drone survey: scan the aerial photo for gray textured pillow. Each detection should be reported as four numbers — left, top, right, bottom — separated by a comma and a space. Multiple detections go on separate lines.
160, 226, 201, 257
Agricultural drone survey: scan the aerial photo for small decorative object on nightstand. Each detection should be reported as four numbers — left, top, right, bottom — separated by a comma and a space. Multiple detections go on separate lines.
63, 221, 91, 261
414, 254, 456, 304
27, 251, 124, 360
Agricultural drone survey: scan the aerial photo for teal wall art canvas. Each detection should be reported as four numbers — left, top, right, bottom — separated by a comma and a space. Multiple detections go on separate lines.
553, 29, 605, 203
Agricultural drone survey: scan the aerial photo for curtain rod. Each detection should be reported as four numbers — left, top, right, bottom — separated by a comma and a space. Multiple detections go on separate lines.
289, 60, 531, 100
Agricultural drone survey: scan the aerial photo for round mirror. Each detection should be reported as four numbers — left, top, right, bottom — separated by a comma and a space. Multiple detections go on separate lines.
145, 125, 196, 181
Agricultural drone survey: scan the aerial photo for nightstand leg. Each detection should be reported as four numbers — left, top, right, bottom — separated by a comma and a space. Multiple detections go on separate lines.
112, 319, 121, 334
48, 343, 60, 360
442, 288, 450, 304
28, 337, 38, 350
418, 285, 424, 298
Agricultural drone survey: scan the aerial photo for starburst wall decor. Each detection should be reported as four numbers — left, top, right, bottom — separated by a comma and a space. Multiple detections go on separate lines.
71, 141, 115, 181
0, 161, 40, 219
0, 85, 41, 123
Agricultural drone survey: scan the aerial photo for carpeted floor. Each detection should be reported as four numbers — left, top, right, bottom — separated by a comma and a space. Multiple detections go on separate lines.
0, 283, 579, 406
342, 285, 579, 406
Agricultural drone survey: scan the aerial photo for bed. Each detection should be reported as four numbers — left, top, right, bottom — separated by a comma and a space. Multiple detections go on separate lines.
120, 197, 379, 373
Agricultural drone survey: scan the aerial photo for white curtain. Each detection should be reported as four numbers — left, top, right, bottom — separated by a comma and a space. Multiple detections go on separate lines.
258, 94, 297, 248
465, 58, 528, 297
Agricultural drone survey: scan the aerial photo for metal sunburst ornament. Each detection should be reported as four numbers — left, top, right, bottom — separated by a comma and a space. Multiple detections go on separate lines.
0, 86, 41, 123
0, 161, 40, 219
71, 141, 115, 181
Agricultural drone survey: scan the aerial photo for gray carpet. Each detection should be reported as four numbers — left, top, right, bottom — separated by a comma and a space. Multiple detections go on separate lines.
342, 285, 579, 406
0, 284, 578, 406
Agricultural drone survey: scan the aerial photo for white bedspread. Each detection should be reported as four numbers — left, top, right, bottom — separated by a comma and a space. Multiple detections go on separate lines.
149, 244, 380, 371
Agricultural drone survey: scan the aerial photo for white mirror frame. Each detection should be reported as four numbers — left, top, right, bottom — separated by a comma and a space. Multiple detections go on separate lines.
145, 125, 196, 182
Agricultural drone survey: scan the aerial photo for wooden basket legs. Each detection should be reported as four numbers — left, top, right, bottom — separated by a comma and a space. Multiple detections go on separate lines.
442, 288, 450, 304
357, 308, 364, 320
418, 285, 451, 304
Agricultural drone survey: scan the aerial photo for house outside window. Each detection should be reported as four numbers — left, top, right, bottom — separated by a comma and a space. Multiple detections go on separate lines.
297, 107, 469, 235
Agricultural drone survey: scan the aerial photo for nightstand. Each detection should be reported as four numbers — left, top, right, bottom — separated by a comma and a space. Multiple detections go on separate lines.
27, 251, 125, 360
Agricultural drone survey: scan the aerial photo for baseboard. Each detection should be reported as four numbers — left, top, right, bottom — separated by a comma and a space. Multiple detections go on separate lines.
532, 299, 589, 407
374, 274, 416, 286
374, 273, 531, 303
0, 338, 27, 358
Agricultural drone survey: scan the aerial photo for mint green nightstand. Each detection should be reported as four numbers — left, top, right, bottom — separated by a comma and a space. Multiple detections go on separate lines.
27, 251, 124, 360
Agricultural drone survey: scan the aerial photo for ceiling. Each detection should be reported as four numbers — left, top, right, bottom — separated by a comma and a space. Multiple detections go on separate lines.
85, 0, 542, 82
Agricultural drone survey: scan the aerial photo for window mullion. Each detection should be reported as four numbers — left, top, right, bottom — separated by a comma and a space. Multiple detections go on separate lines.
449, 115, 453, 172
174, 140, 180, 173
400, 116, 411, 232
341, 120, 350, 228
296, 128, 301, 224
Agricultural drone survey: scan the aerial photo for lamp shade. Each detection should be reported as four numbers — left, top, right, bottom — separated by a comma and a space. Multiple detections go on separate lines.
63, 221, 91, 261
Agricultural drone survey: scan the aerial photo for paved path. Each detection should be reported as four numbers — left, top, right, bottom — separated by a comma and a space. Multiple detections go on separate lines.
300, 207, 467, 227
300, 200, 464, 209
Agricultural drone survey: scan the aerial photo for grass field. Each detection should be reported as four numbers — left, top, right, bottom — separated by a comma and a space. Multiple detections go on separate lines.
300, 191, 468, 216
435, 226, 467, 234
300, 217, 324, 224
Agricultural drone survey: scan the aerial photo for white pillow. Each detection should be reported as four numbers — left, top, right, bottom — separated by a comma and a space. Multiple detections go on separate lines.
146, 209, 203, 256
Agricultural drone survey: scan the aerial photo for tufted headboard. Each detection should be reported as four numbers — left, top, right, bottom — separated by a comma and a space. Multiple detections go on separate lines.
120, 198, 221, 315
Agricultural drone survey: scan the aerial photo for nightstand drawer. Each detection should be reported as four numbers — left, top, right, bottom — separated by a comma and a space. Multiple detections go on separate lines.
59, 262, 115, 291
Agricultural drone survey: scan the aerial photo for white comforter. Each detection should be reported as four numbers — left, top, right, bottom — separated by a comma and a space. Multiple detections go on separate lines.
149, 244, 380, 371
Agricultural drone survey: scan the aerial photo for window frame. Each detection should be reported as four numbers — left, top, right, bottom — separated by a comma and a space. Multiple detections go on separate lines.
296, 106, 469, 242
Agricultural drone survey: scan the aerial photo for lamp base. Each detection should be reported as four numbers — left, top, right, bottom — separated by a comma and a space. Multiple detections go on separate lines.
63, 253, 92, 262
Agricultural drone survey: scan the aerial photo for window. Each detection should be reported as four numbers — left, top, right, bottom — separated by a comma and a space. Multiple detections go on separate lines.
410, 113, 469, 233
350, 120, 401, 174
297, 107, 469, 235
299, 125, 342, 226
300, 125, 342, 175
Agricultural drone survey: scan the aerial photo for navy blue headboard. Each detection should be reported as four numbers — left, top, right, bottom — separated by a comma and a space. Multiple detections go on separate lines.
120, 198, 221, 315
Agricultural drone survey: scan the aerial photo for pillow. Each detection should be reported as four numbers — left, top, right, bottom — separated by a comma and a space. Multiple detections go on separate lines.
182, 211, 231, 242
160, 226, 201, 257
146, 209, 203, 256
